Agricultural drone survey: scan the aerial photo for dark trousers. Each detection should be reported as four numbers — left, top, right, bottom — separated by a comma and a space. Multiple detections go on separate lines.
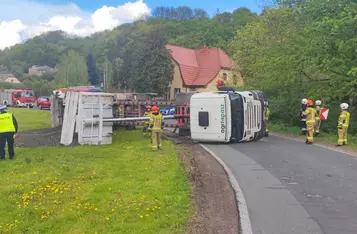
0, 132, 15, 159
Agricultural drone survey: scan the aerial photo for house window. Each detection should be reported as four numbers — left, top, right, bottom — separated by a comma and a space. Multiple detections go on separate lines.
222, 73, 227, 81
174, 88, 181, 94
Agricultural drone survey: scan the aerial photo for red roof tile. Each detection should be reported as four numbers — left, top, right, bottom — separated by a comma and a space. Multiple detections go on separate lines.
165, 44, 233, 86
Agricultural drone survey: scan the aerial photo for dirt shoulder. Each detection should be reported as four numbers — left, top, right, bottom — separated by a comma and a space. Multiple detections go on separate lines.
15, 127, 78, 147
174, 138, 239, 234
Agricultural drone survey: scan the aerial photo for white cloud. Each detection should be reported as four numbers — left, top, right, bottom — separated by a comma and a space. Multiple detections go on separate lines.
0, 0, 150, 50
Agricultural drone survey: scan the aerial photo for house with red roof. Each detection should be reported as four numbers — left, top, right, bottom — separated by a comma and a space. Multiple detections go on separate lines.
165, 44, 240, 100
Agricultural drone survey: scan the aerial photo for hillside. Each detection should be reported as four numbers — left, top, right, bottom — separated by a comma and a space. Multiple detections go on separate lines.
1, 0, 357, 134
0, 6, 257, 95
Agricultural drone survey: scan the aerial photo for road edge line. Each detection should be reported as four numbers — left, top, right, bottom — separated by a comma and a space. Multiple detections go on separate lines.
200, 144, 253, 234
270, 133, 357, 157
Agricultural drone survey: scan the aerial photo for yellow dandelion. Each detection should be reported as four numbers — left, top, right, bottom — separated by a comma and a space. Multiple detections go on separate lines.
146, 214, 149, 217
139, 215, 143, 218
105, 217, 110, 221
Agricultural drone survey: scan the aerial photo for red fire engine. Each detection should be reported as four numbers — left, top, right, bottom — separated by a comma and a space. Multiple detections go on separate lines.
0, 89, 35, 108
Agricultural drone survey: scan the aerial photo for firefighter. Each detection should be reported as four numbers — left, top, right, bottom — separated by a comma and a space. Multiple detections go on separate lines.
300, 98, 308, 135
337, 103, 350, 147
0, 105, 18, 160
149, 106, 164, 150
118, 105, 124, 118
143, 105, 152, 137
314, 100, 322, 136
303, 100, 315, 144
264, 101, 270, 137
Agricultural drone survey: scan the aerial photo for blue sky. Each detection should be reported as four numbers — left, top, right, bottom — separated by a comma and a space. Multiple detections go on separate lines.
36, 0, 264, 14
0, 0, 266, 49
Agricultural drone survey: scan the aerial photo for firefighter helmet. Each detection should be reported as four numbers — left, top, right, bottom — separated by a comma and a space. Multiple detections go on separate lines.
302, 98, 307, 104
217, 79, 224, 86
315, 100, 322, 106
306, 100, 313, 106
151, 106, 159, 113
340, 103, 349, 110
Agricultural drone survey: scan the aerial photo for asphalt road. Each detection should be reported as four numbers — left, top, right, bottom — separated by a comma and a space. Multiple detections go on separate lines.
204, 136, 357, 234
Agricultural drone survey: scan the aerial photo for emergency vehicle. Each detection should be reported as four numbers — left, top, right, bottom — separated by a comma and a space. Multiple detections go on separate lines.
0, 89, 35, 108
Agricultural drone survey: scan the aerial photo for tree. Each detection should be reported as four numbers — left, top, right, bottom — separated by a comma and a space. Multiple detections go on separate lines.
54, 50, 88, 87
86, 52, 98, 85
119, 27, 174, 95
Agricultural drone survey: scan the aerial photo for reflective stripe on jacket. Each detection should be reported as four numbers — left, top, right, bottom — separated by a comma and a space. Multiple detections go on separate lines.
265, 107, 270, 121
0, 113, 16, 133
144, 111, 152, 125
315, 106, 321, 120
339, 111, 350, 127
150, 113, 164, 132
303, 107, 316, 124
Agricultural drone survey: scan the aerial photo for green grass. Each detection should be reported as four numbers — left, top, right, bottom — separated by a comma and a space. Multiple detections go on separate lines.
8, 108, 51, 131
270, 122, 357, 150
0, 131, 190, 233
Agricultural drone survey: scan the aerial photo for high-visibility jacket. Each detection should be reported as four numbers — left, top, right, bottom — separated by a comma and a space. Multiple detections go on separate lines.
315, 106, 321, 121
144, 111, 152, 125
265, 107, 270, 121
150, 113, 164, 132
0, 113, 16, 133
338, 111, 350, 128
303, 107, 316, 124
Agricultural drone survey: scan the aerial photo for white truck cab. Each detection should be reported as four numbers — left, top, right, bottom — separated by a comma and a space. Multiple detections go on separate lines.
190, 90, 265, 143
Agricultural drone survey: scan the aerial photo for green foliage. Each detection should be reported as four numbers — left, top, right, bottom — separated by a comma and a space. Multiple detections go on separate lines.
54, 50, 89, 87
119, 28, 174, 95
0, 129, 190, 233
232, 0, 357, 134
0, 6, 258, 94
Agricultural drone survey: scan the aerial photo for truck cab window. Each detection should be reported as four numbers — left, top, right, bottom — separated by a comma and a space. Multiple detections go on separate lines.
198, 111, 209, 127
14, 92, 21, 98
22, 91, 34, 97
229, 93, 244, 142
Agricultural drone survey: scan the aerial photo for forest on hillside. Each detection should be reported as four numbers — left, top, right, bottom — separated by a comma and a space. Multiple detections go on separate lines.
1, 0, 357, 134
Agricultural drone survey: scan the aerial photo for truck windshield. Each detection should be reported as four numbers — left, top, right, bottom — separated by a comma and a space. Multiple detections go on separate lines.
22, 91, 34, 98
229, 93, 244, 142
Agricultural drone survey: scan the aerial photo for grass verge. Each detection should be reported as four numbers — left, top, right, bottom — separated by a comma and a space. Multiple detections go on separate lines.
270, 122, 357, 150
8, 108, 51, 131
0, 131, 190, 233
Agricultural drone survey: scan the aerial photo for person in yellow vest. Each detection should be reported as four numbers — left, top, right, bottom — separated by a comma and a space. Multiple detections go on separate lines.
118, 105, 124, 118
337, 103, 350, 147
0, 105, 18, 160
149, 106, 164, 150
303, 100, 316, 144
264, 101, 270, 137
314, 100, 322, 136
143, 105, 152, 137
